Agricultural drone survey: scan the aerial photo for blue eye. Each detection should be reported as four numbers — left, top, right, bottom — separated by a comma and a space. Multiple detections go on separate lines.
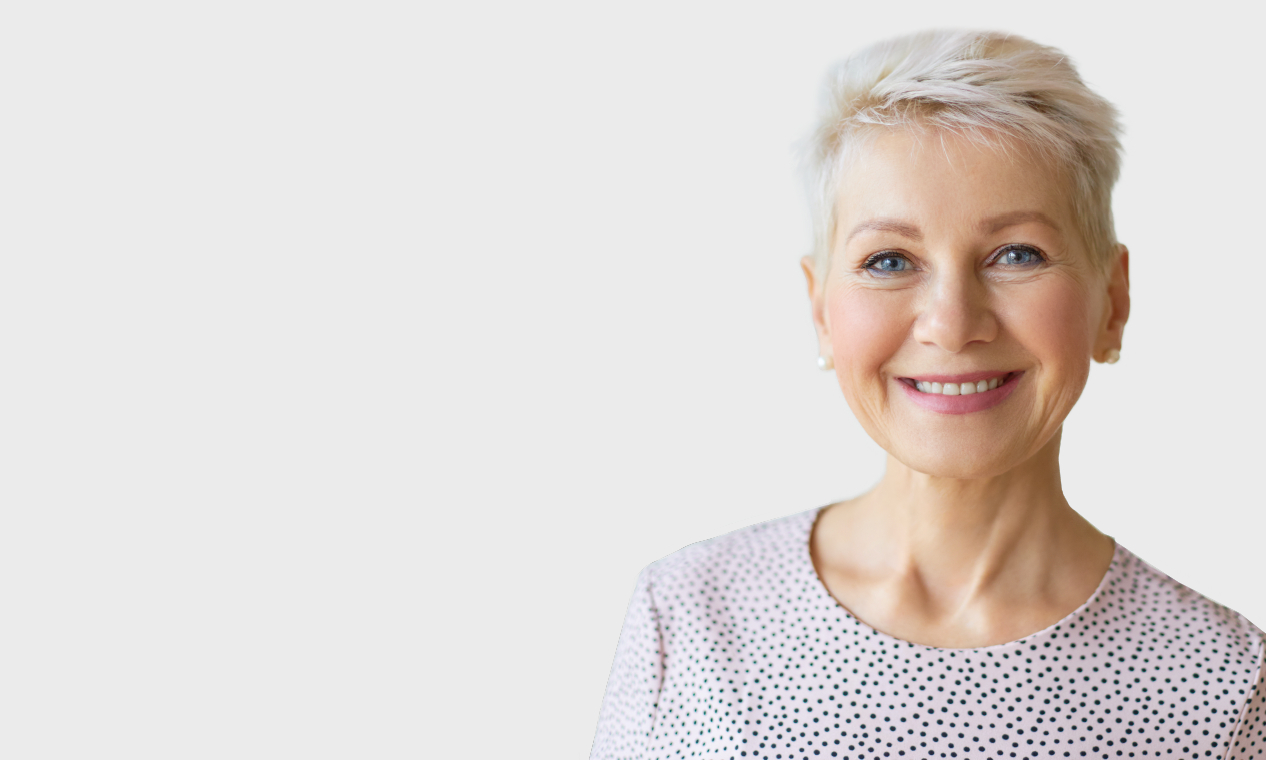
864, 253, 912, 274
997, 245, 1044, 266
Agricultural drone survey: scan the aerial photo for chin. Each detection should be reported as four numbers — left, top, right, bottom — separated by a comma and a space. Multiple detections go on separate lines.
890, 444, 1025, 480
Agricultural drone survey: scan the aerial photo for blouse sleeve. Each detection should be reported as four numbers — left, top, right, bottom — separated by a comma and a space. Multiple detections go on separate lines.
1228, 639, 1266, 759
590, 564, 665, 760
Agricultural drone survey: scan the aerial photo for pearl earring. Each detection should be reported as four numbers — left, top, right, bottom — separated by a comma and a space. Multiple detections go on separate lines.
1103, 348, 1120, 364
817, 355, 834, 370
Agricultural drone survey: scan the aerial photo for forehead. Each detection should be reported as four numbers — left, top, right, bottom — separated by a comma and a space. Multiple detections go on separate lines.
835, 128, 1075, 241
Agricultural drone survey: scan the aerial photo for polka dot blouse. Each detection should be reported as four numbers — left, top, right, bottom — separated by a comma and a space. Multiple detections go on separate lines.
591, 508, 1265, 760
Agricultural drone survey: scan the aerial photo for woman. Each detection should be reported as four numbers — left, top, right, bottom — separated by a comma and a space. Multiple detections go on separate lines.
591, 30, 1264, 760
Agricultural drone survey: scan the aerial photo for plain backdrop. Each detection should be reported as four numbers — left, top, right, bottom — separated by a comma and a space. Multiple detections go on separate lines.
1, 1, 1261, 757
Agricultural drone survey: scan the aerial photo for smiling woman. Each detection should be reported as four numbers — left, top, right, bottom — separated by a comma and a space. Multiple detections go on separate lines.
806, 129, 1124, 486
590, 30, 1265, 760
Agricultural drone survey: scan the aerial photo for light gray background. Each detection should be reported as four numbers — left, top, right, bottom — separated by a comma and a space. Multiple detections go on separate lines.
2, 1, 1260, 757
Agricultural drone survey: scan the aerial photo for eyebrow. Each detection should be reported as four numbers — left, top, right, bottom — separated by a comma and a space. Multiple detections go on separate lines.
844, 219, 923, 245
843, 210, 1062, 246
979, 210, 1061, 235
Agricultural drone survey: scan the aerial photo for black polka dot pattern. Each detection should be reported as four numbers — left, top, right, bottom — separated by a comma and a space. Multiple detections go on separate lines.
592, 508, 1265, 760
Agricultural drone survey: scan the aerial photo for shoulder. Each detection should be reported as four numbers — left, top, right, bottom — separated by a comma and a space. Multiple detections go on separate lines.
640, 507, 819, 597
1112, 551, 1266, 758
1110, 545, 1264, 665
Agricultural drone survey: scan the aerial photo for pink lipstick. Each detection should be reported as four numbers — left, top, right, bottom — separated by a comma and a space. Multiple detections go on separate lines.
897, 371, 1023, 415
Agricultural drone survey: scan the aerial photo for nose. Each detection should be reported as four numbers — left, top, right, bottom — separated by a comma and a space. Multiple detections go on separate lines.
911, 267, 998, 353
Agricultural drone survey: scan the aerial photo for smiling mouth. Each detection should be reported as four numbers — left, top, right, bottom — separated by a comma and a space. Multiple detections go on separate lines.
900, 372, 1020, 396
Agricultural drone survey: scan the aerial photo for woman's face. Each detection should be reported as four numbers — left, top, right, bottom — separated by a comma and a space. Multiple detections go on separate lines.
803, 128, 1129, 478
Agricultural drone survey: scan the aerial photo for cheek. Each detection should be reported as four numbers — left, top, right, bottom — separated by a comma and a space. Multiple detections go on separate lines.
826, 287, 910, 379
1003, 278, 1099, 384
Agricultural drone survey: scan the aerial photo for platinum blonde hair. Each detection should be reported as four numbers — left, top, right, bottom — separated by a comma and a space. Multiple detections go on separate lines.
803, 30, 1123, 274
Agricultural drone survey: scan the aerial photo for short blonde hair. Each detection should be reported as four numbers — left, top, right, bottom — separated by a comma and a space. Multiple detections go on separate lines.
803, 30, 1123, 273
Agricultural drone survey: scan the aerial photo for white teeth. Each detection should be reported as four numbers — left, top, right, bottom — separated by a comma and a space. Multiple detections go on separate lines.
912, 374, 1009, 395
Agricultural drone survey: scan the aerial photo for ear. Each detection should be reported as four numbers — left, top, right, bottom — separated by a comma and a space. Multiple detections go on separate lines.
1095, 244, 1130, 360
800, 256, 833, 361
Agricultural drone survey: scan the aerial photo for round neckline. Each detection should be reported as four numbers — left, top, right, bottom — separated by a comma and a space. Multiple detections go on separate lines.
798, 505, 1124, 653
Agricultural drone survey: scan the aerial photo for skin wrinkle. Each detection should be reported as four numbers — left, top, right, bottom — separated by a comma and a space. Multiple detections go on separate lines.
800, 127, 1130, 649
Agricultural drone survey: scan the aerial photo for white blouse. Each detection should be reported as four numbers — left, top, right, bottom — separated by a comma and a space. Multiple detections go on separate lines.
592, 508, 1265, 760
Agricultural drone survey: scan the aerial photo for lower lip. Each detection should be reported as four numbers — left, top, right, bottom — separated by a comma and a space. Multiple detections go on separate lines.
899, 372, 1024, 415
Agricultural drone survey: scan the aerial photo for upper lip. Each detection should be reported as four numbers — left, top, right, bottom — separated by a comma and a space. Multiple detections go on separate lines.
899, 370, 1019, 384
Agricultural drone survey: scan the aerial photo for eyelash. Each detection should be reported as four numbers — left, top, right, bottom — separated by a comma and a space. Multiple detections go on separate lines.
862, 245, 1047, 274
861, 252, 912, 273
992, 244, 1046, 267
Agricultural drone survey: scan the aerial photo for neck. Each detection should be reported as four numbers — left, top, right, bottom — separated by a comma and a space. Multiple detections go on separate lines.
864, 431, 1073, 589
813, 428, 1113, 643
